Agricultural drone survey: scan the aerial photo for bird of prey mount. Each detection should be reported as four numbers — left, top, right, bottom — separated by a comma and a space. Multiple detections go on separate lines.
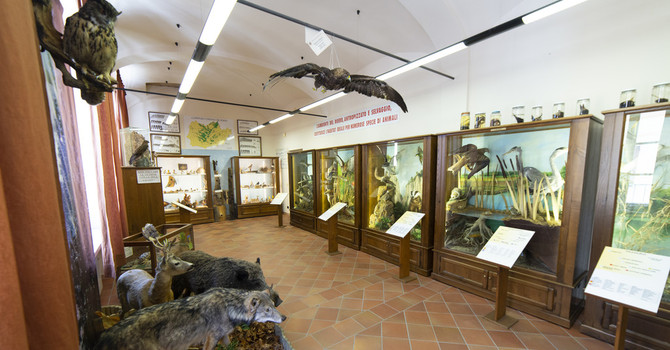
265, 63, 408, 113
32, 0, 121, 105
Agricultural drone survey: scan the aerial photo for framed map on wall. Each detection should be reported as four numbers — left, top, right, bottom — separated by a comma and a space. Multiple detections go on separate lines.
183, 116, 235, 150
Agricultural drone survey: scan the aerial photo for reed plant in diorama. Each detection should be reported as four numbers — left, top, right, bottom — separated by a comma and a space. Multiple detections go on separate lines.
495, 155, 563, 226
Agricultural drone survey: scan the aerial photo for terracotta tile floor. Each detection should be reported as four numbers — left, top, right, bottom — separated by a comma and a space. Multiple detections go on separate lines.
101, 215, 613, 349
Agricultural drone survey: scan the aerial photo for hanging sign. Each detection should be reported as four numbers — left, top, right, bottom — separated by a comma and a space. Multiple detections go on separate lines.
585, 246, 670, 313
476, 226, 535, 268
305, 27, 332, 56
314, 103, 402, 137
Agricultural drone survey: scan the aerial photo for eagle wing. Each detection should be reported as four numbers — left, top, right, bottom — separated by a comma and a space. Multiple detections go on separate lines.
346, 75, 408, 112
265, 63, 327, 90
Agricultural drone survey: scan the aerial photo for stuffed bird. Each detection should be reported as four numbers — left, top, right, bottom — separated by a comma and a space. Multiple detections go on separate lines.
128, 140, 149, 166
265, 63, 408, 112
63, 0, 121, 87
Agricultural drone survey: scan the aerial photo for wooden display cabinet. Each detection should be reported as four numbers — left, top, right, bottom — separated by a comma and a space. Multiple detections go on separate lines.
315, 145, 362, 250
289, 150, 317, 232
360, 136, 437, 276
230, 156, 280, 219
580, 103, 670, 348
156, 155, 214, 224
122, 167, 165, 235
432, 115, 602, 327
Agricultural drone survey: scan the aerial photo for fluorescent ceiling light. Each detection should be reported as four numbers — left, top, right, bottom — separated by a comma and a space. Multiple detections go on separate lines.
522, 0, 587, 24
248, 124, 265, 132
171, 98, 185, 114
179, 60, 205, 94
300, 92, 347, 112
199, 0, 237, 45
165, 113, 177, 125
377, 42, 467, 81
269, 113, 295, 124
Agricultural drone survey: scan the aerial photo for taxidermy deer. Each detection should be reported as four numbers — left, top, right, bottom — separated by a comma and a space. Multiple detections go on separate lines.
116, 238, 193, 318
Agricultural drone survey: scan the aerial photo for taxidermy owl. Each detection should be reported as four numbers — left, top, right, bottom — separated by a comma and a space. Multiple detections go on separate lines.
63, 0, 121, 104
265, 63, 408, 112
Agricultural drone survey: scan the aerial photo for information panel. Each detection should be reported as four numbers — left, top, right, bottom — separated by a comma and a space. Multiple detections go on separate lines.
270, 192, 288, 205
386, 211, 424, 238
585, 246, 670, 313
476, 226, 535, 268
318, 202, 347, 221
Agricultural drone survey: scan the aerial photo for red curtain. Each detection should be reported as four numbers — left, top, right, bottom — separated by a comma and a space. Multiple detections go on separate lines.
97, 86, 129, 277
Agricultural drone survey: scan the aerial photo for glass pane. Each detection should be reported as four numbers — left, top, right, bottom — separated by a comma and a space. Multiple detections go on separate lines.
318, 148, 356, 224
366, 139, 424, 241
291, 151, 314, 212
612, 109, 670, 302
157, 156, 209, 212
238, 158, 276, 204
444, 123, 571, 274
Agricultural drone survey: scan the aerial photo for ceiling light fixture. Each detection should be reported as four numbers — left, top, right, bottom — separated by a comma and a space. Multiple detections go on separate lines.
199, 0, 238, 45
178, 60, 205, 94
300, 92, 347, 112
269, 113, 295, 124
171, 98, 185, 114
522, 0, 588, 24
248, 124, 266, 132
376, 42, 467, 81
165, 113, 177, 125
169, 0, 237, 116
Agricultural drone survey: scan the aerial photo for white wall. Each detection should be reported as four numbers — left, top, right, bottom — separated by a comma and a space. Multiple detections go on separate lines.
127, 0, 670, 200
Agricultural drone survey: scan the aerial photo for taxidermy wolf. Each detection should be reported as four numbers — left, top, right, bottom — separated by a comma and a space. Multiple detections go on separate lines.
94, 288, 286, 350
171, 250, 283, 306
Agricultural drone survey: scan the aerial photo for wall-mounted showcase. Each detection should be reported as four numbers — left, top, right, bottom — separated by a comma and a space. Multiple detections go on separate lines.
315, 145, 361, 249
230, 156, 280, 219
289, 150, 316, 232
361, 136, 437, 276
431, 115, 602, 327
156, 155, 214, 224
580, 103, 670, 348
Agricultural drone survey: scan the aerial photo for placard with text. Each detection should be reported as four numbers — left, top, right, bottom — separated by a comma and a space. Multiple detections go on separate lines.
270, 192, 288, 205
585, 246, 670, 313
476, 226, 535, 268
318, 202, 347, 221
386, 211, 425, 238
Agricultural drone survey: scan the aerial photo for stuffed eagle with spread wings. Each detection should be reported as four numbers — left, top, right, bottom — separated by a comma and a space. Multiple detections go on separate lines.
265, 63, 408, 113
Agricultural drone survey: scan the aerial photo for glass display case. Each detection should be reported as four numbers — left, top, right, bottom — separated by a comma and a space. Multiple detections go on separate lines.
155, 155, 214, 224
315, 146, 361, 249
361, 136, 436, 276
288, 150, 316, 232
581, 103, 670, 348
119, 127, 152, 167
432, 115, 602, 327
230, 156, 280, 219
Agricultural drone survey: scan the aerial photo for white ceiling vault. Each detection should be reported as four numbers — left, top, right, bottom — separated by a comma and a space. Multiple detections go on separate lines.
112, 0, 555, 122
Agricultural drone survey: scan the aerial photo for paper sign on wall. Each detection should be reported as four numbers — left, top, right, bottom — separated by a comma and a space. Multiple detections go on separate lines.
318, 202, 347, 221
476, 226, 535, 268
270, 193, 288, 205
386, 211, 425, 238
585, 246, 670, 313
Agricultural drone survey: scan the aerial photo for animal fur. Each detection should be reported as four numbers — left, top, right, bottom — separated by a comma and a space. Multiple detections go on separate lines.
117, 242, 193, 318
171, 250, 283, 306
94, 288, 285, 350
